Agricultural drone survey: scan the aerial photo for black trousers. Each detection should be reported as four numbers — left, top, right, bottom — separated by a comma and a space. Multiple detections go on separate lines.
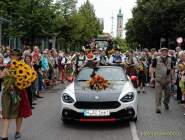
176, 78, 182, 101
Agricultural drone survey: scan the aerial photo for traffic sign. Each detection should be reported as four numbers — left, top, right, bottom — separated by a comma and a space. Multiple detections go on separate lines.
176, 37, 183, 44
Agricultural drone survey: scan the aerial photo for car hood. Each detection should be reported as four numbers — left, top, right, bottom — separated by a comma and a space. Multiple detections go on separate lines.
74, 81, 129, 102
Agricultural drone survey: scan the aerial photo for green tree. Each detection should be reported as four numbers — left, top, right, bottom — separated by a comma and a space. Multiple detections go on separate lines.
0, 0, 103, 50
125, 0, 185, 50
113, 38, 128, 52
55, 0, 77, 18
78, 0, 103, 42
57, 0, 103, 50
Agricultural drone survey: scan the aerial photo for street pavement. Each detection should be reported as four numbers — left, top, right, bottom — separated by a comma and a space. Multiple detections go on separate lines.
137, 87, 185, 140
0, 84, 185, 140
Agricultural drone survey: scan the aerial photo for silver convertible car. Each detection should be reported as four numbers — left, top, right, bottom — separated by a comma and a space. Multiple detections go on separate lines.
60, 66, 138, 123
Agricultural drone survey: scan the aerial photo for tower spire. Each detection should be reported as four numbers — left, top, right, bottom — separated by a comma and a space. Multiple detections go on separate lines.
116, 8, 123, 38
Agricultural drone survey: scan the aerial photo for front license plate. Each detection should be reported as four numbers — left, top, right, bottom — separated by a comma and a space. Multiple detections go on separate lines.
84, 110, 110, 117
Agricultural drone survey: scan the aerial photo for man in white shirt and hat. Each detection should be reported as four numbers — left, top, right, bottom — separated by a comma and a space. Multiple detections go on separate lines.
151, 47, 175, 113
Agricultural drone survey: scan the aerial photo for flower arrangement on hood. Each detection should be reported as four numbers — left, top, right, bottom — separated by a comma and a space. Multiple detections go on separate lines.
3, 60, 37, 91
87, 74, 110, 91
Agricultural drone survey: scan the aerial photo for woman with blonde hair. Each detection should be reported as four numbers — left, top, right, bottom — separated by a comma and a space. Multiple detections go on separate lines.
0, 49, 32, 140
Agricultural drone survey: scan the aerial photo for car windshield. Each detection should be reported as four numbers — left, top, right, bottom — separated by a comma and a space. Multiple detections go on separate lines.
76, 67, 128, 81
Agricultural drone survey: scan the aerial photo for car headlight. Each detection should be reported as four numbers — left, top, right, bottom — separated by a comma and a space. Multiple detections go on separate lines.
121, 92, 135, 102
62, 93, 74, 103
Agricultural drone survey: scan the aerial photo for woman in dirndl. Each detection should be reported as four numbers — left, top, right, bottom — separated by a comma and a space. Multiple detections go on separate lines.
0, 49, 32, 140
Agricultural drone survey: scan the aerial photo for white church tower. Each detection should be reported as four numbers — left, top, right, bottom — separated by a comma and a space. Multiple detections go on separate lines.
116, 9, 123, 38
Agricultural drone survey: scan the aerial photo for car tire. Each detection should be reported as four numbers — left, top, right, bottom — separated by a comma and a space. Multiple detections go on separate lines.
62, 119, 71, 124
131, 116, 137, 122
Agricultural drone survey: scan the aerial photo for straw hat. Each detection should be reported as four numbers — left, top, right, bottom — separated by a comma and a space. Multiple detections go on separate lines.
160, 48, 168, 52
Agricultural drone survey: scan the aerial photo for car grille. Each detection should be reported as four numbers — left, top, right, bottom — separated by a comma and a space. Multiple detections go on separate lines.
74, 101, 121, 109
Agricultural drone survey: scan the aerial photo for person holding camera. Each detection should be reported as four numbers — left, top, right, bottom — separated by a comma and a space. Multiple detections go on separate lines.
151, 48, 175, 114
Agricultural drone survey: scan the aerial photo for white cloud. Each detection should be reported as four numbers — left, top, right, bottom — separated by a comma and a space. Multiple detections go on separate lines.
77, 0, 136, 38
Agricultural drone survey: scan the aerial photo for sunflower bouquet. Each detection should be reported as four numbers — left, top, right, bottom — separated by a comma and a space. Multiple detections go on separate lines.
3, 60, 37, 91
87, 74, 110, 91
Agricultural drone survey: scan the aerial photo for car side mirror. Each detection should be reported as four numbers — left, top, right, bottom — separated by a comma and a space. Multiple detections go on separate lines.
131, 75, 138, 81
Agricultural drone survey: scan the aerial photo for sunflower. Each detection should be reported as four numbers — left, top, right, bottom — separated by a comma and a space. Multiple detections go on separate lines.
16, 67, 25, 76
15, 81, 23, 90
31, 71, 37, 80
22, 82, 31, 89
23, 65, 30, 71
22, 83, 26, 89
26, 70, 32, 77
22, 74, 30, 82
17, 77, 24, 83
25, 81, 31, 88
18, 62, 24, 67
28, 74, 36, 83
16, 74, 22, 79
18, 60, 27, 67
11, 60, 19, 69
25, 69, 36, 82
25, 70, 33, 82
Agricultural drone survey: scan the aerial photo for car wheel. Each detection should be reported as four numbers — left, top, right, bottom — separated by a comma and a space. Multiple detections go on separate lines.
62, 118, 71, 124
131, 116, 137, 122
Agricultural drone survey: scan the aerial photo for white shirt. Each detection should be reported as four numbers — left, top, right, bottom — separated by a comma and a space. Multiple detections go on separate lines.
4, 57, 11, 64
109, 54, 126, 64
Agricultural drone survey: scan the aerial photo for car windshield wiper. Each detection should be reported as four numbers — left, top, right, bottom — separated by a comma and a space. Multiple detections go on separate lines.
120, 79, 127, 81
77, 80, 87, 81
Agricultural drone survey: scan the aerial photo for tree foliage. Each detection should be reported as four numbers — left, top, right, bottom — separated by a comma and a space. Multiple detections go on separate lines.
125, 0, 185, 50
77, 0, 103, 43
0, 0, 103, 49
113, 38, 128, 52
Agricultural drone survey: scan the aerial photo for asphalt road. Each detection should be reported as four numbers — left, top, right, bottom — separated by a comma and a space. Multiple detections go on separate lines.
0, 84, 185, 140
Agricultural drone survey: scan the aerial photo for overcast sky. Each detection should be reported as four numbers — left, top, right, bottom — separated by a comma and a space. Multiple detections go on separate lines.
77, 0, 136, 38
